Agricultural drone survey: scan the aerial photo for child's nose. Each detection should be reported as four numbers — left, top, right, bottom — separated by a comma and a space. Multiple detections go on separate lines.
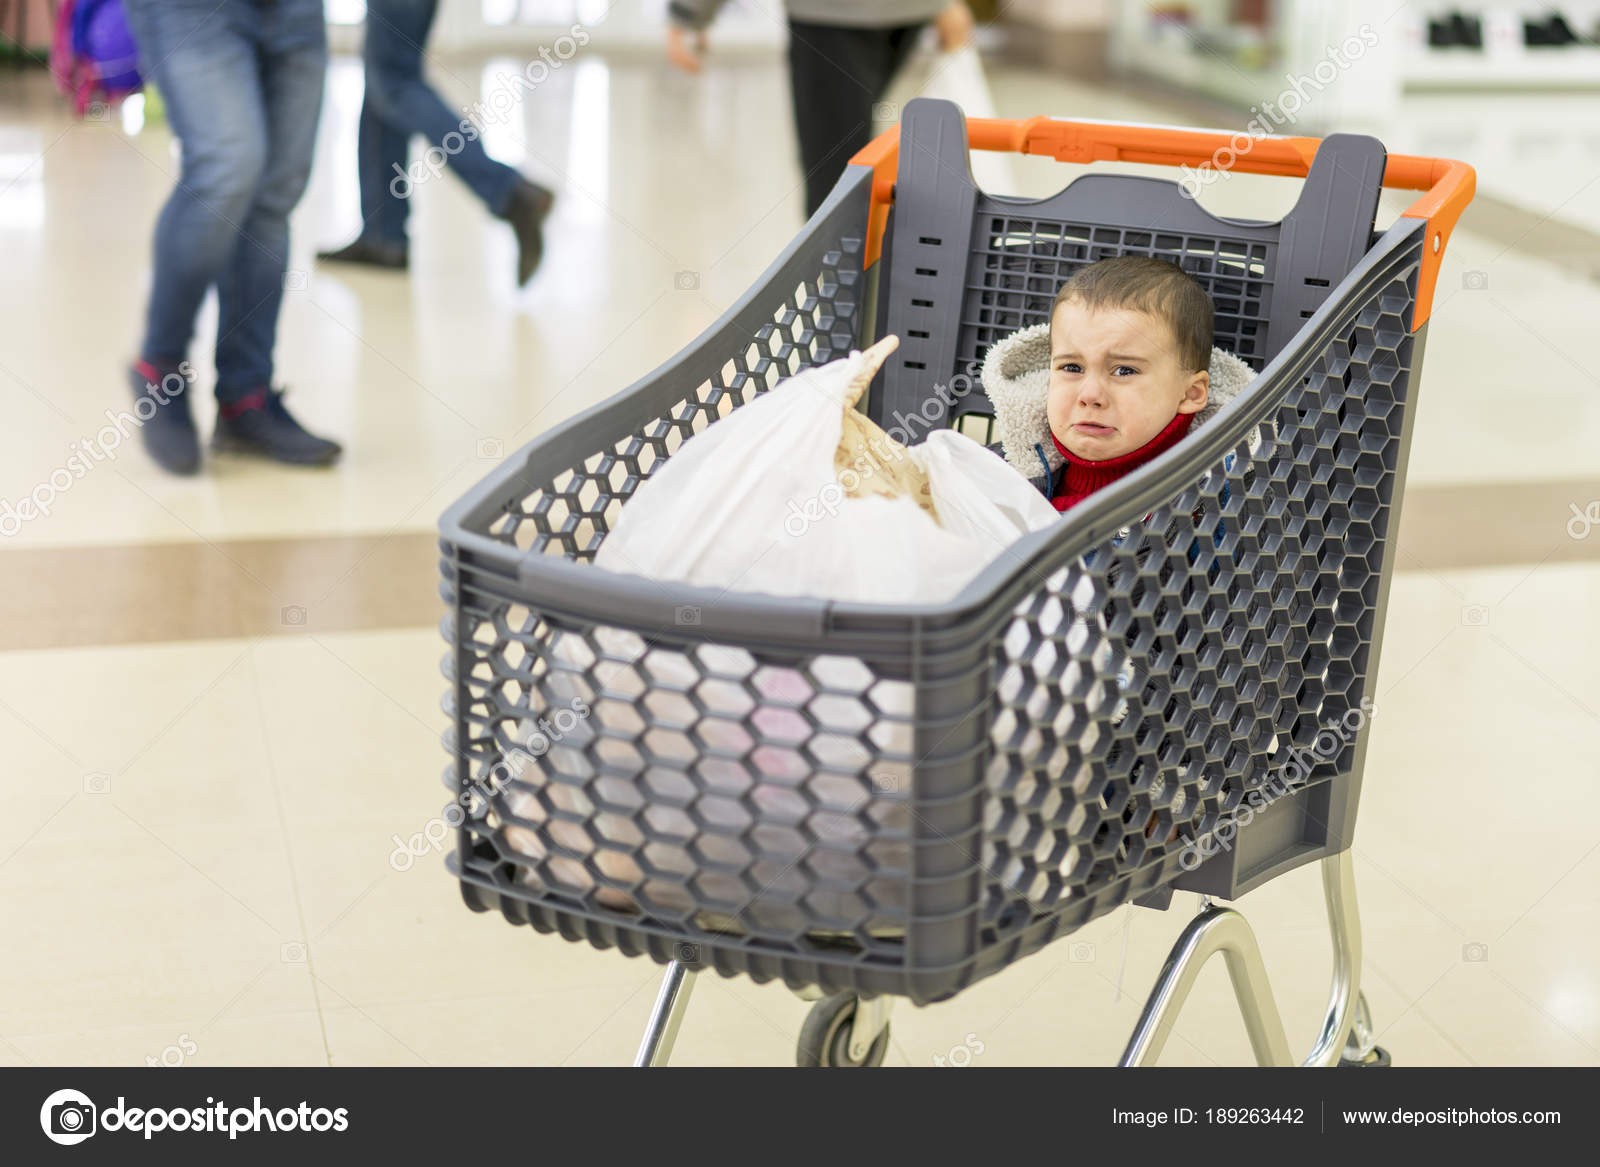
1077, 376, 1108, 407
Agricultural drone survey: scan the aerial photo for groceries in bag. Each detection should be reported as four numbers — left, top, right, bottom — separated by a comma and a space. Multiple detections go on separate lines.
498, 337, 1058, 936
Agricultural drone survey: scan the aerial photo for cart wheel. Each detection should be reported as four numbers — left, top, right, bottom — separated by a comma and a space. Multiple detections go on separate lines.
796, 994, 889, 1067
1338, 1045, 1392, 1067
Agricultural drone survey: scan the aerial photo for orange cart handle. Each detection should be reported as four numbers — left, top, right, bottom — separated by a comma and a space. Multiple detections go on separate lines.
849, 115, 1475, 330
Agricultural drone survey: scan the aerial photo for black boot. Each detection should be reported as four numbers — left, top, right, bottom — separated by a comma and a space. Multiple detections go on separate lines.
212, 388, 342, 467
1449, 11, 1483, 48
317, 236, 409, 271
128, 360, 200, 475
499, 179, 556, 286
1548, 11, 1582, 44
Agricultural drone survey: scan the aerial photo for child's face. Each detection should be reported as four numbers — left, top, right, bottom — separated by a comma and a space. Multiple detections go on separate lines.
1047, 300, 1209, 461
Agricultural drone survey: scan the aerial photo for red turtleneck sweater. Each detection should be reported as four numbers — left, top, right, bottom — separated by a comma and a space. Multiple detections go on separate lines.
1050, 412, 1195, 512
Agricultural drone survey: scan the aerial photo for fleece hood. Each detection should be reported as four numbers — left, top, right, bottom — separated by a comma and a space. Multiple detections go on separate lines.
978, 322, 1258, 477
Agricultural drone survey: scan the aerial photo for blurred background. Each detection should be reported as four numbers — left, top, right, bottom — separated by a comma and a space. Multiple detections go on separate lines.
1, 0, 1597, 1067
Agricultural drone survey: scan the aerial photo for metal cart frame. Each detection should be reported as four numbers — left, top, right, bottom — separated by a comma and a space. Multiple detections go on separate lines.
634, 850, 1373, 1067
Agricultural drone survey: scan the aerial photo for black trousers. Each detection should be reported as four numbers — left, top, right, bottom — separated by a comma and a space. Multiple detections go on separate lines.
787, 19, 925, 218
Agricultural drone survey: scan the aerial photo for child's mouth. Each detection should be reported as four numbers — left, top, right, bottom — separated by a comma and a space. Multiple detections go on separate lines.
1072, 422, 1115, 437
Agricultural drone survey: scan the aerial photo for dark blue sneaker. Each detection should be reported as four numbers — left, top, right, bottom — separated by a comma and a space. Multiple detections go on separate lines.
212, 388, 342, 467
128, 359, 200, 475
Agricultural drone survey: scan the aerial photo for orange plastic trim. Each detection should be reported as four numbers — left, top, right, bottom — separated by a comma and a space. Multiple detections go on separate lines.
849, 116, 1475, 330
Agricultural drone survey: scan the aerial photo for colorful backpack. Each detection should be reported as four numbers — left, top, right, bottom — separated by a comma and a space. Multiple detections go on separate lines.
51, 0, 143, 117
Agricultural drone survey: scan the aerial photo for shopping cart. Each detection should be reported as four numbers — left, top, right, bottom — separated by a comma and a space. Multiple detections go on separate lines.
438, 98, 1474, 1067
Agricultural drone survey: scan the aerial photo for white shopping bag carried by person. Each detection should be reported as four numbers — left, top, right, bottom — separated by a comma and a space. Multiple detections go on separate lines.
923, 42, 1020, 196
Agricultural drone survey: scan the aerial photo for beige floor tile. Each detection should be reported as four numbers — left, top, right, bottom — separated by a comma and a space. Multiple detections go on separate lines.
319, 974, 668, 1067
1357, 640, 1600, 937
0, 821, 317, 1038
1360, 964, 1478, 1067
12, 1010, 329, 1068
0, 640, 313, 1038
1470, 560, 1600, 720
1395, 964, 1598, 1066
240, 630, 651, 1007
561, 972, 811, 1068
1455, 842, 1600, 1052
0, 699, 88, 867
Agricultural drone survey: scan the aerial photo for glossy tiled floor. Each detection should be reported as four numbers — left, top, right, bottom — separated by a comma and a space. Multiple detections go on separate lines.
2, 44, 1598, 1067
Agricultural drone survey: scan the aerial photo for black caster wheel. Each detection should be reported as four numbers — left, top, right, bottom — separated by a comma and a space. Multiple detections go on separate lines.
796, 993, 890, 1067
1338, 1045, 1392, 1067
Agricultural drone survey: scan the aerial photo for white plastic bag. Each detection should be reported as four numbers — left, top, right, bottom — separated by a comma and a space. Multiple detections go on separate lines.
502, 337, 1058, 934
592, 338, 1058, 602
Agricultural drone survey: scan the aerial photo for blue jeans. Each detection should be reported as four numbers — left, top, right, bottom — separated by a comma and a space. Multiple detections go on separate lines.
357, 0, 521, 245
123, 0, 326, 402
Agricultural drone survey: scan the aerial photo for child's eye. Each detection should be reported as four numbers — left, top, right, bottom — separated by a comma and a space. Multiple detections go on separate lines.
1113, 365, 1139, 377
1057, 362, 1082, 374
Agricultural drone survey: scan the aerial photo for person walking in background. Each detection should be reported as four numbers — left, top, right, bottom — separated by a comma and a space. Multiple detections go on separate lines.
666, 0, 974, 217
317, 0, 555, 284
121, 0, 342, 474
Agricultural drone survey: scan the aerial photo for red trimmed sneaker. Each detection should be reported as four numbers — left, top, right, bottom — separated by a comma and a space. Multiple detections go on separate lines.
212, 388, 342, 467
128, 359, 200, 475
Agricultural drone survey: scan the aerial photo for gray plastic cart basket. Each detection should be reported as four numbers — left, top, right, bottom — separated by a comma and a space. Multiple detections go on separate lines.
438, 100, 1475, 1066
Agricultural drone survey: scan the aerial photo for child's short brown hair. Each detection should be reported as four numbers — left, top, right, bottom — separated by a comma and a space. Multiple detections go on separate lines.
1051, 256, 1213, 372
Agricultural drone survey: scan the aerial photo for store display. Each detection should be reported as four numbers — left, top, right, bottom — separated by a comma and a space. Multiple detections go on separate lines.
1524, 10, 1584, 44
1428, 10, 1484, 48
